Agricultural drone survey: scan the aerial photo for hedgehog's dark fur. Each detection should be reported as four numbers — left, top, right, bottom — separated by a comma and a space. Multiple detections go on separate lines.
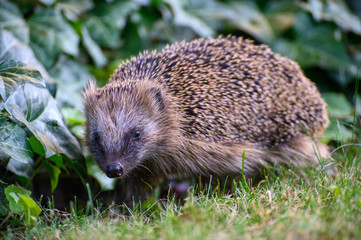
83, 36, 329, 183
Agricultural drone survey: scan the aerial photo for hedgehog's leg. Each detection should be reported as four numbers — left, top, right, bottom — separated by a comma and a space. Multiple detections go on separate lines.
228, 136, 330, 180
172, 139, 283, 178
172, 137, 329, 179
102, 168, 162, 207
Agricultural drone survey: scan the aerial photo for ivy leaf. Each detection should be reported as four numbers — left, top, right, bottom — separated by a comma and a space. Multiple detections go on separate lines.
39, 0, 56, 6
165, 0, 214, 37
293, 13, 352, 69
0, 114, 33, 164
0, 30, 54, 85
323, 92, 353, 119
300, 0, 361, 35
84, 1, 139, 48
188, 0, 273, 42
4, 184, 31, 214
49, 154, 65, 170
81, 26, 107, 68
62, 153, 88, 184
224, 1, 274, 42
28, 135, 45, 157
28, 8, 80, 68
0, 60, 45, 102
86, 157, 116, 191
18, 193, 42, 225
323, 119, 353, 143
56, 0, 94, 21
322, 92, 354, 142
5, 185, 41, 225
0, 60, 81, 159
5, 83, 81, 159
70, 125, 85, 139
42, 159, 61, 192
61, 107, 85, 125
271, 13, 355, 86
0, 0, 29, 44
0, 60, 88, 182
49, 56, 91, 110
7, 157, 34, 179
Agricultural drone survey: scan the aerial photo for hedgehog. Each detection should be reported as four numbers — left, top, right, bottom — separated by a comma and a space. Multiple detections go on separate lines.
83, 36, 329, 183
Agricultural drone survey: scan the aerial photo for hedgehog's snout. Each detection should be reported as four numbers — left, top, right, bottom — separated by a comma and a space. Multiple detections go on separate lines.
106, 162, 124, 178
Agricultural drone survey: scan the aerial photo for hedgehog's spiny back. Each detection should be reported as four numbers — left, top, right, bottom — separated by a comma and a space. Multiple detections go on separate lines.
111, 36, 329, 147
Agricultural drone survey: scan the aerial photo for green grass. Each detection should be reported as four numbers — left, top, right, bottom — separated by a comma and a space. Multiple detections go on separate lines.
6, 145, 361, 240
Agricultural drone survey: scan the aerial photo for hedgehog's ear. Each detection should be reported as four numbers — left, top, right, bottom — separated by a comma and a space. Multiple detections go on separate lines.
82, 80, 99, 108
83, 80, 97, 98
146, 87, 165, 112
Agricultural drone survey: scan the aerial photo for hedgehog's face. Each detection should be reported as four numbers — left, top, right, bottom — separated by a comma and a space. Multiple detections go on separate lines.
83, 81, 169, 178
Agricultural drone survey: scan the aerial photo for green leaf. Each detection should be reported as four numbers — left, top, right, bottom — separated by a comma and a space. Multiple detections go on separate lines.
86, 157, 116, 191
56, 0, 94, 20
322, 119, 353, 143
61, 107, 85, 125
84, 1, 139, 48
49, 56, 91, 110
70, 125, 85, 139
165, 0, 214, 37
39, 0, 56, 6
81, 26, 107, 68
323, 92, 353, 119
5, 84, 81, 159
28, 8, 80, 68
0, 30, 54, 84
18, 194, 41, 225
272, 13, 354, 78
5, 184, 31, 214
0, 60, 45, 102
300, 0, 361, 35
188, 0, 274, 42
0, 114, 33, 164
42, 159, 61, 192
0, 60, 82, 159
7, 157, 34, 179
0, 0, 29, 44
4, 183, 41, 226
225, 1, 274, 42
49, 154, 65, 169
259, 1, 299, 39
322, 92, 354, 143
28, 135, 45, 157
295, 13, 351, 67
62, 153, 88, 184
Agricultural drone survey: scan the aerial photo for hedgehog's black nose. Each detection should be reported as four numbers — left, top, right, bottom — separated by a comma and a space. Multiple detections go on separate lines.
106, 163, 123, 178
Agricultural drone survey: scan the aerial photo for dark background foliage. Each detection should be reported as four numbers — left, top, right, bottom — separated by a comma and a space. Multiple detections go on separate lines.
0, 0, 360, 227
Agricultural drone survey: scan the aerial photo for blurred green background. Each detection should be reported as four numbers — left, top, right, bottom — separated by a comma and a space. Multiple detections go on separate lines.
0, 0, 360, 206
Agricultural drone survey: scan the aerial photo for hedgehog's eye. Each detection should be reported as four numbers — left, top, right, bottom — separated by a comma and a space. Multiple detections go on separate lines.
132, 130, 141, 140
91, 131, 105, 155
92, 131, 102, 145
